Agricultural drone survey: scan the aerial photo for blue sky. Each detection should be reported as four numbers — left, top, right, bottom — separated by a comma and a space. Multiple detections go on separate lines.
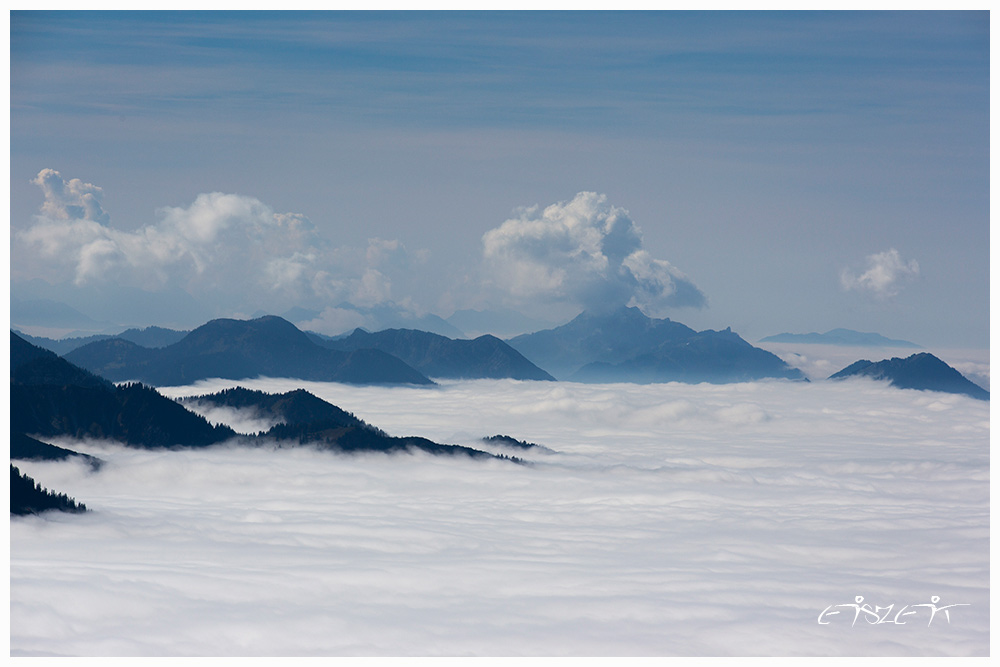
9, 11, 990, 347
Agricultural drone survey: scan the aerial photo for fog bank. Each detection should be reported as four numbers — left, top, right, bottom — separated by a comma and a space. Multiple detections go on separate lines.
11, 379, 989, 656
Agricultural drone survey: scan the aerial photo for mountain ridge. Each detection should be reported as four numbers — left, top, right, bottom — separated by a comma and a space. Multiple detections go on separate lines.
829, 352, 988, 400
64, 316, 434, 387
319, 328, 556, 381
761, 328, 920, 348
508, 306, 804, 383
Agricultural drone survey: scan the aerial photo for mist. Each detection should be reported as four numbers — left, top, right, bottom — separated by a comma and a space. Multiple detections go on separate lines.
11, 378, 988, 656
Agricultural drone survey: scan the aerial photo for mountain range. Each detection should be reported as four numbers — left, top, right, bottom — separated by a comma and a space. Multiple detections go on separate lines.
508, 306, 805, 383
16, 326, 189, 356
64, 316, 435, 386
829, 352, 989, 401
11, 332, 513, 514
315, 328, 555, 381
760, 328, 920, 348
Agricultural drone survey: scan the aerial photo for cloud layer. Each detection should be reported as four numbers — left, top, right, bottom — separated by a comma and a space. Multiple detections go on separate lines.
12, 378, 988, 656
13, 169, 419, 321
482, 192, 706, 315
840, 248, 920, 298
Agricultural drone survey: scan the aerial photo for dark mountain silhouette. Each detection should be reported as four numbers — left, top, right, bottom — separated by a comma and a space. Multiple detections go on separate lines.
761, 328, 920, 348
508, 306, 804, 383
184, 386, 368, 429
482, 435, 541, 450
188, 386, 511, 459
318, 328, 555, 381
12, 332, 113, 389
64, 316, 434, 386
829, 352, 989, 400
11, 464, 87, 515
12, 432, 103, 469
12, 333, 505, 464
12, 331, 236, 448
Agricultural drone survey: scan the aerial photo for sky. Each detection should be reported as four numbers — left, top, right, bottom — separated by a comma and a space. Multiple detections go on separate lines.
9, 11, 990, 347
11, 377, 989, 656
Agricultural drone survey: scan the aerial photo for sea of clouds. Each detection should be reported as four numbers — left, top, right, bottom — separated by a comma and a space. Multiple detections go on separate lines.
10, 377, 989, 656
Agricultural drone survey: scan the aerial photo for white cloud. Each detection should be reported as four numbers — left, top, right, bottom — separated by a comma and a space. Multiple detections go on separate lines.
31, 168, 110, 224
482, 192, 706, 315
14, 169, 424, 318
12, 379, 988, 656
840, 248, 920, 298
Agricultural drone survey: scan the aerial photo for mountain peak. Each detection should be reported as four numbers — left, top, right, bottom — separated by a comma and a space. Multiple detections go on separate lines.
829, 352, 988, 400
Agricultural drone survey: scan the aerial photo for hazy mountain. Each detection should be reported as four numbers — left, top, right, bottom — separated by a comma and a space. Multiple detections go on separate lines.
319, 328, 555, 381
572, 327, 806, 384
508, 306, 698, 379
760, 328, 920, 348
65, 316, 434, 386
15, 326, 191, 356
11, 297, 108, 331
829, 352, 989, 400
13, 279, 213, 333
446, 308, 558, 338
11, 465, 87, 516
283, 303, 467, 339
508, 306, 803, 383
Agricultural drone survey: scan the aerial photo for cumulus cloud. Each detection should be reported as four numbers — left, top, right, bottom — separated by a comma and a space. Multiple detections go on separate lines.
14, 169, 422, 318
31, 168, 111, 224
482, 192, 706, 315
12, 378, 988, 656
840, 248, 920, 298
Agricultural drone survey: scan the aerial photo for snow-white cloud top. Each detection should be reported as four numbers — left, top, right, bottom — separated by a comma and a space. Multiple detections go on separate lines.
14, 169, 417, 316
840, 248, 920, 298
482, 192, 705, 314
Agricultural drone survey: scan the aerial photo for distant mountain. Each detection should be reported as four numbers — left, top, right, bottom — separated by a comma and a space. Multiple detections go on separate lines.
282, 303, 467, 339
761, 328, 920, 348
64, 316, 434, 386
14, 330, 113, 356
572, 327, 806, 384
508, 306, 698, 379
11, 297, 108, 330
507, 306, 804, 383
318, 328, 555, 381
15, 326, 190, 356
447, 308, 557, 338
829, 352, 988, 400
11, 465, 87, 515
